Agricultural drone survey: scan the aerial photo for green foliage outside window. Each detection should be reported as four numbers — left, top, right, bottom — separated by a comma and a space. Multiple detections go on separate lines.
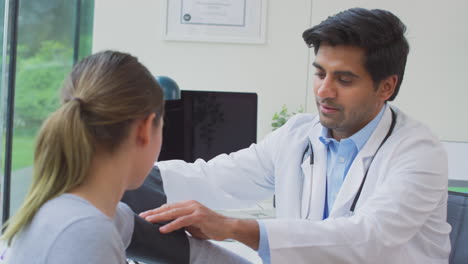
8, 0, 95, 171
14, 41, 72, 132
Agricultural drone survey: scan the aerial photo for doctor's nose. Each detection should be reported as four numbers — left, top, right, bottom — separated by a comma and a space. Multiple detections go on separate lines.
314, 76, 337, 99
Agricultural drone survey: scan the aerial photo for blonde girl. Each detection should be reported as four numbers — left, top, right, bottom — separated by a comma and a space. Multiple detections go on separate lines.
2, 50, 164, 263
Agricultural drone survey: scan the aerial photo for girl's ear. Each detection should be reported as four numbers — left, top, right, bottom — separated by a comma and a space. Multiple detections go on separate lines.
136, 113, 156, 146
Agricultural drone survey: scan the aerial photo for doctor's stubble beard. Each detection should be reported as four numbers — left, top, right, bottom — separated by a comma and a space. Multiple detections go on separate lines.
315, 98, 345, 130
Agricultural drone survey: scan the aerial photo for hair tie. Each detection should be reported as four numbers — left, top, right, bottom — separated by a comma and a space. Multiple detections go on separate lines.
72, 97, 84, 105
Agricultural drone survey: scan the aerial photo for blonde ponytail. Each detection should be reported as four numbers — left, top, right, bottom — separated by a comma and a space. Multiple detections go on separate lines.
2, 99, 94, 245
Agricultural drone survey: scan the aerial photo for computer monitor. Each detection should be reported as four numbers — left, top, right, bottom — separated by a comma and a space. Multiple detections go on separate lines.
159, 90, 258, 162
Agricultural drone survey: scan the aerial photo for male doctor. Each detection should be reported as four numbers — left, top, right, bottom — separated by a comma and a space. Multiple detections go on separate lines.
140, 8, 451, 264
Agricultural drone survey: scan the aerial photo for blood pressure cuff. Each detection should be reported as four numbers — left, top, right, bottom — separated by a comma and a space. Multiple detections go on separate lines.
121, 166, 190, 264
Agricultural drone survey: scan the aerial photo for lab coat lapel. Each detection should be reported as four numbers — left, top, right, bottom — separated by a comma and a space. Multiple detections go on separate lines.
300, 127, 327, 220
300, 156, 312, 218
329, 105, 393, 217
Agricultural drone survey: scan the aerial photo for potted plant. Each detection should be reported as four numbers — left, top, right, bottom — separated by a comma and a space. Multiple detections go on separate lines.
271, 105, 304, 131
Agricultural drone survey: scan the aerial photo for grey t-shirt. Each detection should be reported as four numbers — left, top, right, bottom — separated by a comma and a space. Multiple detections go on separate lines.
5, 193, 134, 264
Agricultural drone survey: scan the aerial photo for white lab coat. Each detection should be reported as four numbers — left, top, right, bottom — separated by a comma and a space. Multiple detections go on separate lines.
157, 104, 451, 264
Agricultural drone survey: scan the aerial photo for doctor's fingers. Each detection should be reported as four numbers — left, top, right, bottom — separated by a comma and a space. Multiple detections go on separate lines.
159, 215, 197, 234
159, 213, 227, 241
140, 200, 198, 218
143, 205, 195, 224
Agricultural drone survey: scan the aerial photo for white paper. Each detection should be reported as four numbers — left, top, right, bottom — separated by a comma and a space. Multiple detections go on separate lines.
181, 0, 246, 26
442, 141, 468, 181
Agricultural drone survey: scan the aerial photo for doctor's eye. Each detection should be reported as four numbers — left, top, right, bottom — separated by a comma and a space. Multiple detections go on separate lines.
337, 75, 353, 86
314, 72, 326, 79
338, 78, 352, 86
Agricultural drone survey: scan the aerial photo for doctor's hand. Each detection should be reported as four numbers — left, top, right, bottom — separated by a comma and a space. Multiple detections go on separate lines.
139, 200, 260, 250
140, 200, 230, 240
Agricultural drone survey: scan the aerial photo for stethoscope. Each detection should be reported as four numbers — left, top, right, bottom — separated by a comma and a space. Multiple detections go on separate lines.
302, 108, 397, 215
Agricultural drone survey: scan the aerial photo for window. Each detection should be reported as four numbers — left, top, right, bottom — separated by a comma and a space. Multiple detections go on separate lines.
0, 0, 9, 223
1, 0, 94, 223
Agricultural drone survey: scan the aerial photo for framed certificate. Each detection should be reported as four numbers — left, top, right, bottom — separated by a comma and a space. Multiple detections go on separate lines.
162, 0, 268, 44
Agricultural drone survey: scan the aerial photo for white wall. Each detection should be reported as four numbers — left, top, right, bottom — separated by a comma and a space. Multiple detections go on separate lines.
93, 0, 468, 142
93, 0, 312, 139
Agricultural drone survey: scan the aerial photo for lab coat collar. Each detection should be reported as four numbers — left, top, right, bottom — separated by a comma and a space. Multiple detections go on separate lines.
300, 132, 327, 220
329, 104, 394, 217
301, 105, 392, 221
301, 105, 394, 219
299, 116, 327, 220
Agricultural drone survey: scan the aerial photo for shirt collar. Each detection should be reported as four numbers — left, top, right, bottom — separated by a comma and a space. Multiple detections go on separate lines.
319, 104, 387, 151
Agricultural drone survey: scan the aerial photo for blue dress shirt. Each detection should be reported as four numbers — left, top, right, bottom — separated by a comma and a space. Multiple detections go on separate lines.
257, 105, 387, 264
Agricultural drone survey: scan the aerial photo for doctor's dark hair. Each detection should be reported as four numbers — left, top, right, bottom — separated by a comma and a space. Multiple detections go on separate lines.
302, 8, 409, 101
1, 50, 165, 245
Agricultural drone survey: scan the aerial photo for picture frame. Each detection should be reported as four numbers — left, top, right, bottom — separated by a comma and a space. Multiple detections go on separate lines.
162, 0, 268, 44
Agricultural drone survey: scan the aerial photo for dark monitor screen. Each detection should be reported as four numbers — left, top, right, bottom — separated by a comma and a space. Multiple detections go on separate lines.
159, 90, 257, 162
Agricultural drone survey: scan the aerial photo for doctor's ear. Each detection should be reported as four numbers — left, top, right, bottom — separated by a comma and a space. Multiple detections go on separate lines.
135, 113, 156, 146
378, 75, 398, 101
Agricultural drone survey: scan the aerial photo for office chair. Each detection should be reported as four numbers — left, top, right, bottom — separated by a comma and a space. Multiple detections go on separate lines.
447, 191, 468, 264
